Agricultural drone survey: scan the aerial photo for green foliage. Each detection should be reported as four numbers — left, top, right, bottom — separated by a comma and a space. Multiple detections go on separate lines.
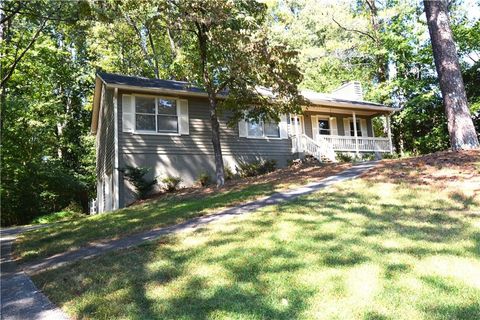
0, 0, 95, 226
1, 0, 479, 225
197, 172, 211, 187
268, 0, 478, 155
361, 153, 377, 161
224, 165, 235, 181
154, 1, 304, 125
336, 153, 353, 163
237, 159, 277, 178
31, 208, 84, 225
382, 153, 400, 160
161, 176, 182, 193
121, 166, 157, 200
0, 159, 87, 226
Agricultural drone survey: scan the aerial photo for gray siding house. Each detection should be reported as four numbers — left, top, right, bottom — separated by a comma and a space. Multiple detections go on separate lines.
92, 72, 394, 212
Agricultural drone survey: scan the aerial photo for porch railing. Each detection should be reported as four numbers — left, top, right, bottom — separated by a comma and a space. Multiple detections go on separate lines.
322, 135, 391, 152
292, 134, 336, 162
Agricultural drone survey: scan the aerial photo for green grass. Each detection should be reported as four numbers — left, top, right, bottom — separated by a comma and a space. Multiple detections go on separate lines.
33, 178, 480, 320
16, 183, 275, 263
30, 210, 85, 225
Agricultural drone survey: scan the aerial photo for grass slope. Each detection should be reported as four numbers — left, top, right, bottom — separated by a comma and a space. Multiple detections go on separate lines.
32, 151, 480, 320
15, 162, 349, 264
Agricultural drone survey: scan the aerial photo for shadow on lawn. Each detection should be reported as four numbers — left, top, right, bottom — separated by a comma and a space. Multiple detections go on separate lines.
16, 183, 275, 263
33, 180, 479, 319
421, 275, 480, 320
62, 238, 314, 319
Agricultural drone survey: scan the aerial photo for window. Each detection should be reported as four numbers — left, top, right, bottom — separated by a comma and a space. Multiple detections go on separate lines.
318, 119, 330, 135
135, 97, 156, 131
264, 121, 280, 138
350, 120, 362, 137
135, 96, 178, 133
157, 98, 178, 133
247, 120, 280, 138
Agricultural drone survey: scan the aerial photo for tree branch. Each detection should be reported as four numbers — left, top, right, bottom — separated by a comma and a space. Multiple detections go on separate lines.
0, 5, 78, 23
0, 2, 23, 24
216, 76, 235, 94
146, 24, 160, 78
1, 19, 46, 89
332, 17, 376, 42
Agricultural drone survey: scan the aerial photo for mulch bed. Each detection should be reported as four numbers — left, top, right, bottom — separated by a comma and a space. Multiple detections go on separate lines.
361, 150, 480, 192
131, 161, 352, 205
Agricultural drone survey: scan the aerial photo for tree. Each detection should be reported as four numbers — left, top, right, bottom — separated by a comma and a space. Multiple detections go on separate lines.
0, 0, 96, 225
160, 0, 304, 186
424, 0, 479, 150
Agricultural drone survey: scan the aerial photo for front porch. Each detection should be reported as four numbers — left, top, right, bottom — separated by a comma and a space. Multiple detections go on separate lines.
289, 108, 393, 160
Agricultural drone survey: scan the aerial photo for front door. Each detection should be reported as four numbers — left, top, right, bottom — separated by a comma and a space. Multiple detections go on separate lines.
290, 115, 304, 135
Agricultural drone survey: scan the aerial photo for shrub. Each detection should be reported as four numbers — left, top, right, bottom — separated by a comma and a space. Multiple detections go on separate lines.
260, 159, 277, 174
197, 172, 211, 187
162, 176, 182, 192
361, 153, 377, 161
224, 165, 235, 181
237, 159, 277, 178
336, 152, 353, 163
382, 153, 400, 159
121, 166, 157, 200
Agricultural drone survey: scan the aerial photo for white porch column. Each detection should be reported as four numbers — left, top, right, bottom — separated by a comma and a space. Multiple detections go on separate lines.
386, 114, 393, 154
353, 112, 359, 156
294, 114, 301, 152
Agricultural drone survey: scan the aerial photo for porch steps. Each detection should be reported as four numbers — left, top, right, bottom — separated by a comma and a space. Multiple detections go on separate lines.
292, 134, 336, 163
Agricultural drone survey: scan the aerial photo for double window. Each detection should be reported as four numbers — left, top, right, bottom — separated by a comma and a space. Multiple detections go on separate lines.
135, 96, 178, 133
350, 120, 362, 137
247, 120, 280, 138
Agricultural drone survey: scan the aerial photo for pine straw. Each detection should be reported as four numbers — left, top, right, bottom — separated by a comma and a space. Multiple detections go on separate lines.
132, 161, 352, 205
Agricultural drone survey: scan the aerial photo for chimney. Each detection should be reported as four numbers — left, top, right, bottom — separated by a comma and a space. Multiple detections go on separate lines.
331, 81, 363, 101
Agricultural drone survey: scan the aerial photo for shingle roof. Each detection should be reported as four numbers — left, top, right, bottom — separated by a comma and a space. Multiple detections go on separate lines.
96, 72, 388, 108
97, 72, 206, 94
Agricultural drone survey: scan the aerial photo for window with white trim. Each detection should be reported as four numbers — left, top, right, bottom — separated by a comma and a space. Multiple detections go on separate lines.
318, 119, 330, 135
349, 119, 362, 137
135, 96, 178, 133
350, 119, 362, 137
247, 120, 280, 138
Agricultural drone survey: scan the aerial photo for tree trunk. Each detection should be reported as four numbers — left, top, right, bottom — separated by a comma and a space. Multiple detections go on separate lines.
424, 0, 479, 150
146, 25, 160, 79
195, 22, 225, 186
365, 0, 387, 82
208, 95, 225, 187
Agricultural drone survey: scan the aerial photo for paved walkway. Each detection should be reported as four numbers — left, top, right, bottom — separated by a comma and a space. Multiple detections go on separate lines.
1, 161, 376, 319
1, 226, 69, 320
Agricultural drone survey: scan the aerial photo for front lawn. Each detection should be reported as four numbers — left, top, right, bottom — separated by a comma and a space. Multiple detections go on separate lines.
32, 151, 480, 320
15, 162, 349, 264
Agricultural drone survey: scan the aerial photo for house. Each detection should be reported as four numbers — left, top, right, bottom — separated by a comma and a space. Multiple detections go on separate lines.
91, 72, 395, 212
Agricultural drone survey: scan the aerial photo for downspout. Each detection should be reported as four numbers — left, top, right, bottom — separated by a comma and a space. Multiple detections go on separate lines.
113, 88, 119, 210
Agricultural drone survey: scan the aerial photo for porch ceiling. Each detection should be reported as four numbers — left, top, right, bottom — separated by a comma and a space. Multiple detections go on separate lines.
303, 105, 391, 117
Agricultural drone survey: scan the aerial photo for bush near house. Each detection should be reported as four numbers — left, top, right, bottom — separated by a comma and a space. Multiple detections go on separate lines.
237, 159, 277, 178
162, 176, 182, 192
120, 166, 157, 200
197, 172, 211, 187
